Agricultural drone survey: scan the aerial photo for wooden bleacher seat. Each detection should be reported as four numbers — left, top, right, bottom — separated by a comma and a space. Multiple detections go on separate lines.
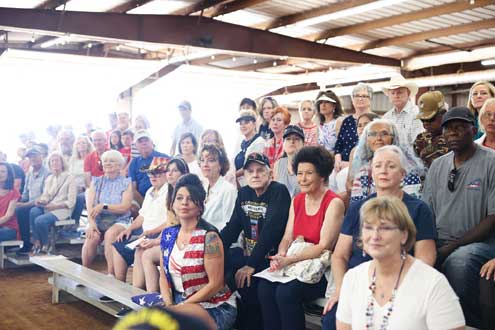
0, 240, 23, 269
30, 256, 146, 316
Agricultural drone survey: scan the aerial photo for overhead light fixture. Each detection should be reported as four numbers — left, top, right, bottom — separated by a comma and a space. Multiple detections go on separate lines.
115, 45, 121, 51
293, 0, 409, 28
482, 59, 495, 66
87, 43, 92, 49
210, 55, 215, 60
30, 34, 35, 43
273, 61, 277, 66
253, 59, 258, 64
232, 57, 237, 62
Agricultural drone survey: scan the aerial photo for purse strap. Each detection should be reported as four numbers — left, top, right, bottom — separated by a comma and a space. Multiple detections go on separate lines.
95, 176, 105, 205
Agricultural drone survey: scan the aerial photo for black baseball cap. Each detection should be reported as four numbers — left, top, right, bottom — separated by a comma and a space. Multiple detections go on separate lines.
243, 152, 270, 169
441, 106, 475, 127
283, 125, 305, 141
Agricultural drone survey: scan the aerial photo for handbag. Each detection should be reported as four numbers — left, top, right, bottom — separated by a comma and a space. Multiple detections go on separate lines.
274, 236, 331, 284
94, 177, 118, 232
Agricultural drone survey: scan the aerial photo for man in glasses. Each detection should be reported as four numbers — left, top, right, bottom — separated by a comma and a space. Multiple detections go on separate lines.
414, 91, 449, 168
221, 152, 291, 330
422, 106, 495, 328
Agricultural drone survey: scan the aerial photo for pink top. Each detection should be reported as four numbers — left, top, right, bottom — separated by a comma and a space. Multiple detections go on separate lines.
292, 190, 339, 244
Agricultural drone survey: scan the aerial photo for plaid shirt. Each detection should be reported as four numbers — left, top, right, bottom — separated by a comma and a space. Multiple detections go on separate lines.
383, 101, 424, 146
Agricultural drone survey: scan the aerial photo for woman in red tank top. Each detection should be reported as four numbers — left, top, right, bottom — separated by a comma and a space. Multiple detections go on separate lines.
258, 146, 345, 330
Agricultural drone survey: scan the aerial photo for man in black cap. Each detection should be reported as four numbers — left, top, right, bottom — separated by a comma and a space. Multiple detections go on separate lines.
422, 106, 495, 328
221, 152, 291, 330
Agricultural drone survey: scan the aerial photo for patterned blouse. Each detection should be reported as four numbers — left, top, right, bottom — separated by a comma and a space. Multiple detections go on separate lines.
334, 116, 358, 161
318, 119, 337, 153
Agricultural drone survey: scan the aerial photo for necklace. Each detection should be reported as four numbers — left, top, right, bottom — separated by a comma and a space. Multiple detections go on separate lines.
365, 258, 406, 330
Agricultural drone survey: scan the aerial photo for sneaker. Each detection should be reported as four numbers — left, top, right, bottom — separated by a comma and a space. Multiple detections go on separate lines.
115, 307, 132, 318
99, 296, 114, 303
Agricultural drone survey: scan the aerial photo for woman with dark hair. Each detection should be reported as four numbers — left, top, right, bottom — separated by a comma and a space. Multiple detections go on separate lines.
258, 146, 345, 330
316, 90, 344, 154
264, 106, 291, 168
178, 132, 201, 178
258, 96, 278, 140
159, 174, 237, 330
110, 130, 124, 150
200, 144, 237, 230
0, 162, 20, 242
136, 157, 189, 293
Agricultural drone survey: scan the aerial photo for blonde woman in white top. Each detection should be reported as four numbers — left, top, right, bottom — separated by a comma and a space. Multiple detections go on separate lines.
336, 196, 464, 330
30, 152, 77, 254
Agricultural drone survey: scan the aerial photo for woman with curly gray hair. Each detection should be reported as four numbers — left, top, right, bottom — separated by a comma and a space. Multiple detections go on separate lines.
345, 119, 424, 203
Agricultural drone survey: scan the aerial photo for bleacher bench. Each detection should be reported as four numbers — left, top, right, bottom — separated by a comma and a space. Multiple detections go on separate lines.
30, 256, 146, 316
0, 240, 23, 269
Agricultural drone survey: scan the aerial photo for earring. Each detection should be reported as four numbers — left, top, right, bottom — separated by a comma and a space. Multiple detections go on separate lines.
401, 246, 406, 260
362, 249, 366, 257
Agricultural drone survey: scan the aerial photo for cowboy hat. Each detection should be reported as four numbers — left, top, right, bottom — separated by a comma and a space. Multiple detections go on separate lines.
382, 74, 418, 97
143, 157, 170, 174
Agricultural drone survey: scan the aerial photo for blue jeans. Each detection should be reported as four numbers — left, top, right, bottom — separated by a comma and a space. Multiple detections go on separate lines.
258, 277, 328, 330
15, 204, 34, 248
71, 192, 86, 222
0, 227, 17, 242
173, 290, 237, 330
439, 241, 495, 328
29, 206, 58, 246
321, 303, 337, 330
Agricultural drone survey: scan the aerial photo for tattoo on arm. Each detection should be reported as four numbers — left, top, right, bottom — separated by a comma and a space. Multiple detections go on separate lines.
205, 233, 222, 259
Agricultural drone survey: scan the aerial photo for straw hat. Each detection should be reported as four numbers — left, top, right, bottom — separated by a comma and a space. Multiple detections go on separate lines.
382, 74, 418, 97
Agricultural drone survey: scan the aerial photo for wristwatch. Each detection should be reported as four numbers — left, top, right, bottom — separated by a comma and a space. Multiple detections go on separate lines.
103, 204, 109, 210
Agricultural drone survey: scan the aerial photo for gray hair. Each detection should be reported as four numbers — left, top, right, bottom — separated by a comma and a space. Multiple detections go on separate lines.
372, 145, 411, 173
100, 150, 125, 167
47, 151, 68, 172
478, 98, 495, 133
351, 83, 373, 101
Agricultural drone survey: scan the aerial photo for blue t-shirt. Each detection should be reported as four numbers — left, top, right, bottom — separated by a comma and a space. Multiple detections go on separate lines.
342, 192, 436, 269
129, 150, 169, 197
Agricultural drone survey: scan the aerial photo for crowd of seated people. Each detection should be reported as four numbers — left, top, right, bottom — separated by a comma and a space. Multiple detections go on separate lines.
3, 77, 495, 330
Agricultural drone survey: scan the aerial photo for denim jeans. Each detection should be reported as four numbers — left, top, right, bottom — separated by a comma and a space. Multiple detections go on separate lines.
258, 277, 328, 330
439, 241, 495, 328
15, 204, 34, 249
173, 290, 237, 330
71, 192, 86, 222
29, 206, 58, 246
321, 303, 338, 330
0, 227, 17, 242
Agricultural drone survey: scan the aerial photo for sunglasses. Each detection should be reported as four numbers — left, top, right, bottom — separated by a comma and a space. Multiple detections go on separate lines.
447, 168, 458, 192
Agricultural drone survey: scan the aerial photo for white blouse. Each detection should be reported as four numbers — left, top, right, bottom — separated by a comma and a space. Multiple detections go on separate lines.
336, 259, 465, 330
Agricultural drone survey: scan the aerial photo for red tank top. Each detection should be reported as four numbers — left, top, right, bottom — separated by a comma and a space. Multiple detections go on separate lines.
293, 190, 339, 244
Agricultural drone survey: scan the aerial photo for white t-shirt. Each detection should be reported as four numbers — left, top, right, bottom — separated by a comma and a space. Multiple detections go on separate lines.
336, 259, 465, 330
139, 184, 168, 232
203, 176, 237, 230
169, 243, 185, 293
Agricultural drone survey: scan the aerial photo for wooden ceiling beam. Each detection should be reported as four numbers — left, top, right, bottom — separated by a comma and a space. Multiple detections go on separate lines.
171, 0, 231, 16
108, 0, 155, 13
190, 54, 233, 65
407, 38, 495, 58
0, 7, 399, 66
230, 59, 289, 71
356, 18, 495, 51
257, 0, 374, 31
203, 0, 268, 18
307, 0, 493, 41
35, 0, 70, 10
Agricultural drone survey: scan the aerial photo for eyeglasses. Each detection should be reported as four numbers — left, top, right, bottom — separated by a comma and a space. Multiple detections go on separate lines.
362, 224, 399, 234
367, 131, 394, 138
147, 172, 166, 178
447, 168, 458, 192
353, 94, 370, 99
